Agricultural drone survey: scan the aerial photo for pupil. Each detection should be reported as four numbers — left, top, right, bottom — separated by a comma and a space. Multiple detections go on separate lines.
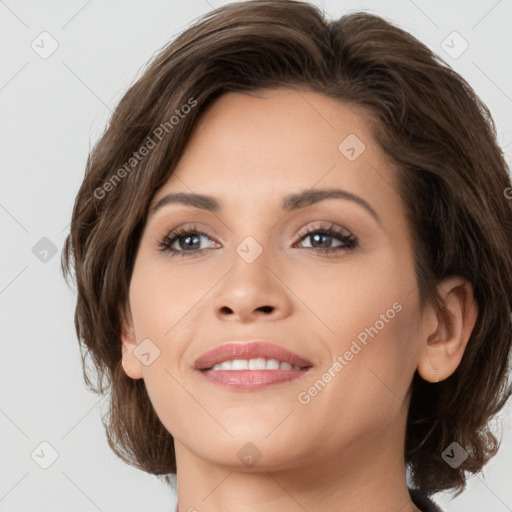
181, 234, 200, 250
312, 233, 331, 248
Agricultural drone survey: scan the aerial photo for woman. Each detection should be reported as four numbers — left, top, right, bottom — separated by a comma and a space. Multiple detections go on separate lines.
61, 1, 512, 511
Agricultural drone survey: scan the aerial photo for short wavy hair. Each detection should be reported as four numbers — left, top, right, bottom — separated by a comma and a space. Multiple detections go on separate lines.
61, 0, 512, 497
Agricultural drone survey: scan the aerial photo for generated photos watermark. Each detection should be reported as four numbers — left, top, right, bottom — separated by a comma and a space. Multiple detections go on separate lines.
297, 301, 403, 405
93, 97, 197, 200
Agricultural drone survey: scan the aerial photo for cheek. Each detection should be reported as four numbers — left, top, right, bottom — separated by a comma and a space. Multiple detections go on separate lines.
129, 257, 206, 338
127, 265, 191, 435
306, 304, 419, 445
305, 251, 419, 402
305, 251, 410, 341
329, 294, 420, 416
126, 260, 210, 426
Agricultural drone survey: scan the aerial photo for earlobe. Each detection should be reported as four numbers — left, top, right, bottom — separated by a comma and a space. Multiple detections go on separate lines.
120, 308, 144, 380
417, 276, 478, 383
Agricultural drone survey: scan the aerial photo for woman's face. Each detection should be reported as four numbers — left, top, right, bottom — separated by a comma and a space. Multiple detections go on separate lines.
121, 88, 427, 472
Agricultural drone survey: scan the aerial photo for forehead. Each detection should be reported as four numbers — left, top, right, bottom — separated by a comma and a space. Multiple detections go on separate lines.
152, 88, 402, 223
174, 88, 375, 181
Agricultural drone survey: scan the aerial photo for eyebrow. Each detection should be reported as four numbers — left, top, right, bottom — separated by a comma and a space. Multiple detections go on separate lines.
149, 188, 380, 224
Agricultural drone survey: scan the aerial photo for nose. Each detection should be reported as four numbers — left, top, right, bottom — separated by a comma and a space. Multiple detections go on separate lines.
212, 250, 292, 323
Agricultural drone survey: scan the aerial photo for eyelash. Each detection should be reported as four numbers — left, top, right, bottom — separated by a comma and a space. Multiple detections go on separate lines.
157, 222, 358, 258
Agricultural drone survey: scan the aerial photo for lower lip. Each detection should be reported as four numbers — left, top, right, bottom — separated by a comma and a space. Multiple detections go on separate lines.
199, 368, 311, 391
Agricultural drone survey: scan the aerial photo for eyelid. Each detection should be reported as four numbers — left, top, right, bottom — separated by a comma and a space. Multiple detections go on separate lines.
157, 220, 353, 245
295, 221, 353, 239
157, 221, 216, 239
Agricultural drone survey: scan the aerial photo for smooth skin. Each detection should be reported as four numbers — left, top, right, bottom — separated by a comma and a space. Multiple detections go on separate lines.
120, 88, 478, 512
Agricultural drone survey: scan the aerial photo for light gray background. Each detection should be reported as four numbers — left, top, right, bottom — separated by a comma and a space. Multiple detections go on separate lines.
1, 0, 511, 511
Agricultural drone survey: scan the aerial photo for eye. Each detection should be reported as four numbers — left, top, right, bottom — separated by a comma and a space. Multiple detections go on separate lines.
158, 224, 219, 258
158, 221, 358, 259
294, 222, 358, 254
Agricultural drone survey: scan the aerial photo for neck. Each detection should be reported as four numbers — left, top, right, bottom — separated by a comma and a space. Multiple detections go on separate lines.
174, 407, 421, 512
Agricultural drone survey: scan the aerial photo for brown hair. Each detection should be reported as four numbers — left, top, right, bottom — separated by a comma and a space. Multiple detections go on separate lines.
61, 0, 512, 497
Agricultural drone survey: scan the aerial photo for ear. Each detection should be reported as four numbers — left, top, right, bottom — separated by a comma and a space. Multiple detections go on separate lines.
417, 276, 478, 383
119, 303, 144, 380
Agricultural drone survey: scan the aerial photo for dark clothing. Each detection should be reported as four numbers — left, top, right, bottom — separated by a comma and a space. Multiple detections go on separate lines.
174, 487, 443, 511
409, 487, 444, 511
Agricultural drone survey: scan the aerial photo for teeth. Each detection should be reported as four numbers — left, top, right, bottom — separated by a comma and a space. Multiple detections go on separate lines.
266, 358, 280, 370
249, 357, 267, 370
210, 358, 301, 371
231, 359, 248, 370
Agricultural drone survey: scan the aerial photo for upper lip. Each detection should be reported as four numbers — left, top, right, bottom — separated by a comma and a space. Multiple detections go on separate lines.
194, 341, 314, 370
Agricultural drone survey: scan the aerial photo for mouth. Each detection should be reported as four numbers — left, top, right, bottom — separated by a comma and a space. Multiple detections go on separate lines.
194, 341, 314, 391
202, 358, 306, 371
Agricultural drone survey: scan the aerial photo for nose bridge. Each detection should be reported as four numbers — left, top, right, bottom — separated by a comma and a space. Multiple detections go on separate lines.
212, 233, 290, 320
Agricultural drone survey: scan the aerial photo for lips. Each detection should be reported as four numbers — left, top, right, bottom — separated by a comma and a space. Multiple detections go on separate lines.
194, 341, 313, 371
